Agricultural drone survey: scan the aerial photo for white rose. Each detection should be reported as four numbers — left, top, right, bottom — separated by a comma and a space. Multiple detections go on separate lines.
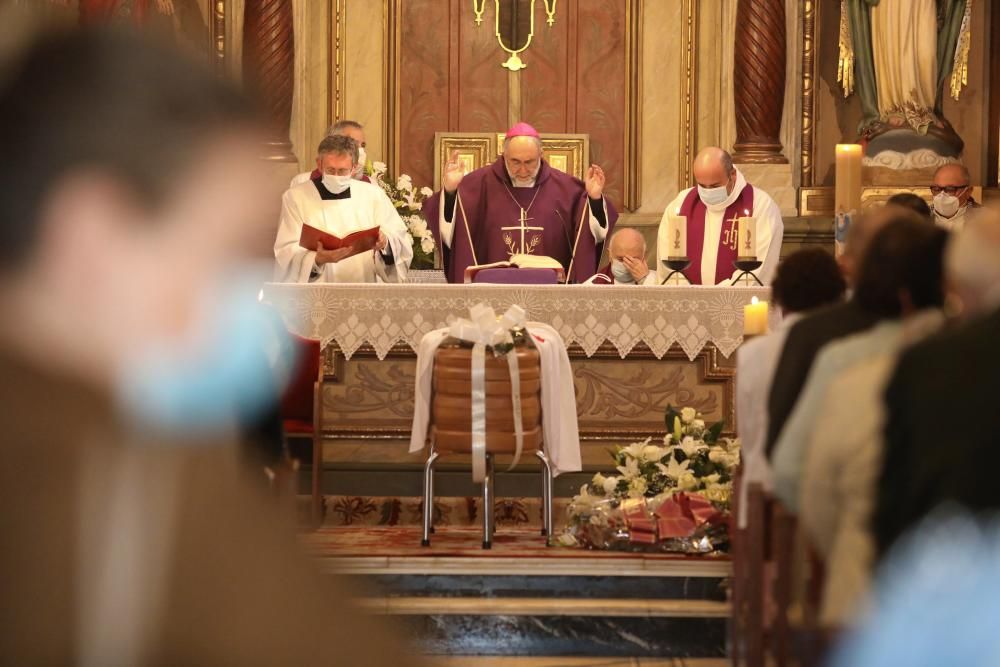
642, 445, 664, 463
602, 476, 620, 496
419, 186, 433, 198
678, 436, 706, 458
396, 174, 413, 190
372, 161, 388, 175
681, 407, 697, 424
627, 477, 648, 499
677, 471, 700, 492
692, 419, 705, 430
408, 217, 428, 236
592, 472, 607, 488
420, 235, 435, 254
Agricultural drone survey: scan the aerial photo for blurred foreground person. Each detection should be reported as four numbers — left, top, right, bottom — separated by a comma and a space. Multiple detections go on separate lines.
831, 513, 1000, 667
0, 28, 415, 665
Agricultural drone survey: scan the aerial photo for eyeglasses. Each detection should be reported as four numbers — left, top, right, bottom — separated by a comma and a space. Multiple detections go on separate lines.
930, 185, 969, 196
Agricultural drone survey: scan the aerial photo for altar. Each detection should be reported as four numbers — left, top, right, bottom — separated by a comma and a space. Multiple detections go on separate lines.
263, 283, 776, 460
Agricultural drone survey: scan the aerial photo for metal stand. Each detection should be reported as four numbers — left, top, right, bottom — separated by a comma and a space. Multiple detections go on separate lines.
733, 258, 764, 286
482, 453, 495, 549
660, 257, 692, 285
536, 450, 554, 541
420, 449, 439, 547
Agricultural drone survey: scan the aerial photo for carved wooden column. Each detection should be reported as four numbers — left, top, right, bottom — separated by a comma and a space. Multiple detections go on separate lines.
732, 0, 787, 164
243, 0, 296, 162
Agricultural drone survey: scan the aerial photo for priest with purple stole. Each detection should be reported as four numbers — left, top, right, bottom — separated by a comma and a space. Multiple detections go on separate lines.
423, 122, 618, 283
656, 147, 783, 286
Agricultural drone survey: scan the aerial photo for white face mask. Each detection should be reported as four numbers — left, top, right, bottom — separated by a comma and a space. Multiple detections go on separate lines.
933, 192, 962, 218
698, 184, 729, 207
354, 146, 367, 178
322, 173, 352, 194
611, 259, 634, 283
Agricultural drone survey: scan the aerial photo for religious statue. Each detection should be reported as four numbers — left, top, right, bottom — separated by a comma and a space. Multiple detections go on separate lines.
839, 0, 973, 169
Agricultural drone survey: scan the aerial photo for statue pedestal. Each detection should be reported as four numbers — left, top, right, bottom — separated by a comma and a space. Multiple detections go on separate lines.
737, 163, 798, 217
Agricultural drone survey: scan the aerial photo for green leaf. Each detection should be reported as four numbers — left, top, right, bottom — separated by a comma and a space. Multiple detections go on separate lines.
705, 421, 724, 444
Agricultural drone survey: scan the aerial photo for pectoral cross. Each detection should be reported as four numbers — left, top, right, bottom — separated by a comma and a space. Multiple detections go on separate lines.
501, 208, 545, 256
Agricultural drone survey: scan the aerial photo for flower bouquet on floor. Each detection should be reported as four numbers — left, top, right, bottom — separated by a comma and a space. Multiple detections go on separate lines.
559, 405, 741, 554
369, 161, 436, 270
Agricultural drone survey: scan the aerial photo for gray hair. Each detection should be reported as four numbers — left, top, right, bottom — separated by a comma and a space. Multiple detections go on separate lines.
502, 135, 543, 155
317, 134, 358, 163
325, 119, 363, 137
719, 150, 734, 174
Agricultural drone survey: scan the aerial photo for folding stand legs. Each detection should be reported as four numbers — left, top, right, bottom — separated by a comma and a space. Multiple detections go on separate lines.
482, 453, 495, 549
420, 450, 439, 547
536, 450, 554, 543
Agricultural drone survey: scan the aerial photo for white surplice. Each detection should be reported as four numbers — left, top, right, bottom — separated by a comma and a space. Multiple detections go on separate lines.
274, 179, 412, 283
656, 170, 784, 286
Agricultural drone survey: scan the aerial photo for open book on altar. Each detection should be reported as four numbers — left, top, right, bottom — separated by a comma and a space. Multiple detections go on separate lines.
463, 254, 566, 283
298, 223, 379, 259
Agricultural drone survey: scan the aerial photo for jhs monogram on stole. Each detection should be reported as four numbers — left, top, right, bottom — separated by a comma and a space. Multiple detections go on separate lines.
721, 214, 739, 251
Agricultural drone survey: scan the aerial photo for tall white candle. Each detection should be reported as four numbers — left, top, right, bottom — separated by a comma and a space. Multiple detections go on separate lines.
668, 211, 687, 258
737, 212, 755, 259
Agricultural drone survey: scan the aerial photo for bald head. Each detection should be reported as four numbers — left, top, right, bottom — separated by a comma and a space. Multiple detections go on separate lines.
609, 227, 647, 261
692, 147, 736, 194
946, 207, 1000, 317
933, 163, 971, 187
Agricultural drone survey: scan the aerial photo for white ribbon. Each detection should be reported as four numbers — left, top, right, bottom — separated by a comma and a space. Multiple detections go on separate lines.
448, 303, 528, 482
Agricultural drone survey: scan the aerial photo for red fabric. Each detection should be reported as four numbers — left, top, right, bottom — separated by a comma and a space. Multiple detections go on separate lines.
282, 418, 314, 435
680, 185, 755, 285
280, 334, 321, 425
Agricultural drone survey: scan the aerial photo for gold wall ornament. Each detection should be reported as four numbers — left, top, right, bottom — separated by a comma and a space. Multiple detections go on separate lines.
474, 0, 558, 71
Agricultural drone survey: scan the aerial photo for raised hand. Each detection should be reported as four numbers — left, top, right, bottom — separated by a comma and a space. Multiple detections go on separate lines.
621, 255, 649, 282
585, 164, 605, 200
442, 150, 466, 193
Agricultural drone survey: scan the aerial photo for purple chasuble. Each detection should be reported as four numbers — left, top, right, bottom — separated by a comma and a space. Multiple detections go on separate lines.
680, 184, 755, 285
422, 158, 618, 283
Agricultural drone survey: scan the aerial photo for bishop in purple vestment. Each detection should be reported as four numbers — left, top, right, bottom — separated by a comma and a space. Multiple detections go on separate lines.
423, 122, 618, 283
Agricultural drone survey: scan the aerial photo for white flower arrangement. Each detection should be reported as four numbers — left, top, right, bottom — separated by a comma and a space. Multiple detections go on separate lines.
369, 161, 436, 269
563, 405, 740, 552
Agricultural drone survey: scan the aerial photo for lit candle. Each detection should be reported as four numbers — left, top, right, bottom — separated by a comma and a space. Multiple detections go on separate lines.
667, 209, 687, 258
737, 211, 755, 259
835, 143, 863, 214
743, 296, 769, 337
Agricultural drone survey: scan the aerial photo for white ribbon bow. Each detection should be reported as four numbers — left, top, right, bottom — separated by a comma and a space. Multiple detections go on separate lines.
448, 303, 528, 483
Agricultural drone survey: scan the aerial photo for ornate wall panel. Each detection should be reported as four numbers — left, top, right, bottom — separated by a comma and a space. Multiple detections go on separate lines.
395, 0, 629, 211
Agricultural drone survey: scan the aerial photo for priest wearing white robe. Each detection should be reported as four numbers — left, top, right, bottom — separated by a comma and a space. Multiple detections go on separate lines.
274, 135, 411, 283
656, 147, 783, 286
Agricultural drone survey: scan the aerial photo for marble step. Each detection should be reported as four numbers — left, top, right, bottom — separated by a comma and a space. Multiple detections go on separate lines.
354, 573, 726, 601
359, 597, 729, 618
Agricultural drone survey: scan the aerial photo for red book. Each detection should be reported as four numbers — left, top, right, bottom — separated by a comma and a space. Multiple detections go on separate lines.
298, 223, 380, 259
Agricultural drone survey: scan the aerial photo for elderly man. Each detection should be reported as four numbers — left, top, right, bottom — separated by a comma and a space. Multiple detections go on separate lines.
289, 119, 370, 187
656, 147, 783, 285
423, 122, 617, 283
930, 163, 979, 231
274, 135, 411, 283
585, 228, 655, 285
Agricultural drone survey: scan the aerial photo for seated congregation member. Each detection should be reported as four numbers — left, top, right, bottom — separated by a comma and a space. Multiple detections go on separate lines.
930, 163, 979, 232
274, 135, 412, 283
764, 206, 909, 455
424, 122, 617, 284
734, 248, 846, 528
289, 119, 370, 187
584, 228, 655, 285
655, 147, 783, 286
0, 28, 411, 664
886, 191, 932, 219
771, 216, 947, 511
874, 213, 1000, 561
798, 223, 948, 626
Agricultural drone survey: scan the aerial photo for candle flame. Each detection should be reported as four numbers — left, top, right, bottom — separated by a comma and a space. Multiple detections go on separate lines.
751, 296, 759, 305
744, 209, 749, 216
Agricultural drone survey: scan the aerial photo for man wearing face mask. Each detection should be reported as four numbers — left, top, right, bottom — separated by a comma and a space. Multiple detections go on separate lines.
288, 119, 371, 188
656, 147, 784, 285
274, 134, 412, 283
930, 163, 979, 232
584, 228, 656, 285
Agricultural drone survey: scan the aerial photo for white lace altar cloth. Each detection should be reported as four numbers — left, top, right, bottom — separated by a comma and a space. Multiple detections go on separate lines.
261, 283, 777, 361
